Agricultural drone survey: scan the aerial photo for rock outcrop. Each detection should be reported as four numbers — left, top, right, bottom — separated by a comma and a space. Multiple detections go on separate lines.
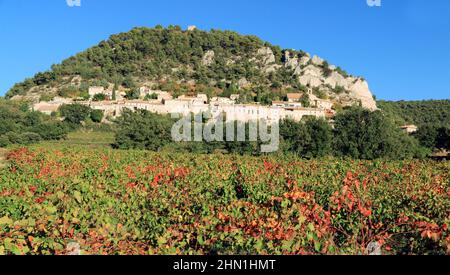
254, 47, 281, 73
201, 50, 215, 66
311, 55, 324, 66
298, 65, 324, 88
257, 47, 276, 65
281, 51, 378, 110
348, 79, 378, 110
299, 55, 311, 66
324, 71, 347, 88
284, 51, 299, 69
238, 77, 250, 89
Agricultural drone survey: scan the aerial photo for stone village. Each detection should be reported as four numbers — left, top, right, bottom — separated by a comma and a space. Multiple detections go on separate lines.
32, 86, 336, 124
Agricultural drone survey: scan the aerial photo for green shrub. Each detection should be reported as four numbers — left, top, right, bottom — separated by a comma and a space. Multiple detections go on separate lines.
333, 107, 424, 160
280, 118, 333, 158
0, 135, 11, 147
144, 93, 158, 100
92, 94, 107, 102
113, 109, 173, 151
18, 132, 42, 144
32, 122, 68, 140
90, 109, 104, 123
59, 104, 92, 125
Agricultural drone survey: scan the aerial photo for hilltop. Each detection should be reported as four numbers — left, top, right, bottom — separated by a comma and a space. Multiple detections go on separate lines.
6, 25, 377, 110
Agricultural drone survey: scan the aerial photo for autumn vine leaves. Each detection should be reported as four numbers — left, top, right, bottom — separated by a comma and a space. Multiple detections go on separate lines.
0, 146, 449, 255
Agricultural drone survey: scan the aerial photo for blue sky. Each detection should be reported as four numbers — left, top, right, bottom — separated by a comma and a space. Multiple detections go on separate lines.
0, 0, 449, 100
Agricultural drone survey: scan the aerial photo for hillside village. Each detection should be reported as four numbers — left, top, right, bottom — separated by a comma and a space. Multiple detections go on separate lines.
32, 85, 336, 124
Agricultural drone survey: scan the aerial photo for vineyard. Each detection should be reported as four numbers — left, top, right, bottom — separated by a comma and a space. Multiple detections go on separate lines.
0, 145, 449, 255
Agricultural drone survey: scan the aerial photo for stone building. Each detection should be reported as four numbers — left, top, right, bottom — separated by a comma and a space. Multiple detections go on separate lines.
211, 97, 236, 105
88, 86, 113, 100
32, 97, 74, 115
35, 86, 334, 125
308, 92, 333, 110
32, 102, 61, 115
139, 87, 173, 101
287, 93, 302, 103
88, 87, 105, 98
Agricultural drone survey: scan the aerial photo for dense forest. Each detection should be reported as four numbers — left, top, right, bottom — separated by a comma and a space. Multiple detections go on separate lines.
378, 100, 450, 128
378, 100, 449, 152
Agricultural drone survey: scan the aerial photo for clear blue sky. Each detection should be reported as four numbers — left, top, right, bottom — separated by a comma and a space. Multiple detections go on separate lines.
0, 0, 449, 100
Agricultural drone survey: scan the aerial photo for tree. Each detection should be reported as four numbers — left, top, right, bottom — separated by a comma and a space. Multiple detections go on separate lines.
321, 61, 333, 77
300, 93, 310, 108
90, 109, 104, 123
33, 71, 56, 85
0, 135, 10, 147
32, 122, 68, 140
23, 111, 43, 127
255, 86, 274, 105
113, 109, 174, 151
122, 76, 136, 89
125, 89, 140, 100
436, 127, 450, 150
304, 117, 333, 157
224, 121, 260, 155
220, 83, 239, 98
112, 89, 117, 101
280, 119, 309, 154
279, 118, 332, 158
18, 132, 42, 145
334, 107, 382, 159
59, 104, 92, 125
144, 93, 158, 100
413, 125, 439, 149
0, 100, 68, 146
333, 107, 423, 159
93, 94, 107, 102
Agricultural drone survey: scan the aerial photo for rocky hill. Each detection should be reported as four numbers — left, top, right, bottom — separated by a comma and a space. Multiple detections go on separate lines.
6, 25, 377, 110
